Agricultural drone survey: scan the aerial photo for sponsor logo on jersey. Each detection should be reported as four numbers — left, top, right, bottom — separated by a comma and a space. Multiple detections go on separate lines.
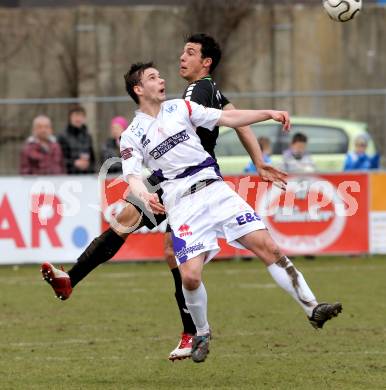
120, 147, 133, 160
175, 242, 205, 259
149, 130, 190, 160
178, 224, 192, 237
236, 212, 261, 226
165, 104, 177, 113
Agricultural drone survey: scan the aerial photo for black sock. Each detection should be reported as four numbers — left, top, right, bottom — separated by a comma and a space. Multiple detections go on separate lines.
171, 267, 197, 335
68, 228, 125, 288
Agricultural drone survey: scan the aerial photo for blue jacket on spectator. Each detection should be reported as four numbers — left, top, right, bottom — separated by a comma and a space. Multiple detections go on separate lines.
244, 154, 272, 173
343, 152, 380, 171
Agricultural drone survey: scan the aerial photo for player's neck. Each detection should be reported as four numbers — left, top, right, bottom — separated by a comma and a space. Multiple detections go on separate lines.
188, 70, 211, 83
139, 100, 161, 118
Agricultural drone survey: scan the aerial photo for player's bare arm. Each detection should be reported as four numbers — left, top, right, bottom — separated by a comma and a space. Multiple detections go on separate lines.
223, 103, 288, 189
127, 174, 165, 215
218, 109, 290, 132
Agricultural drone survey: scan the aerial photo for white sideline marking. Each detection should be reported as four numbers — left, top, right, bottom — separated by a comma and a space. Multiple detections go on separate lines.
9, 350, 386, 362
6, 338, 127, 348
0, 264, 385, 283
100, 264, 386, 277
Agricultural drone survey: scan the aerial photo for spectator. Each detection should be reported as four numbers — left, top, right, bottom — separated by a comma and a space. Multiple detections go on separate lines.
282, 132, 315, 173
244, 136, 272, 173
20, 115, 65, 175
101, 116, 128, 174
58, 106, 95, 174
344, 134, 380, 171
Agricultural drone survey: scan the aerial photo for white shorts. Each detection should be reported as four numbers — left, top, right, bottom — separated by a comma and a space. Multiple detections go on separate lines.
168, 180, 266, 265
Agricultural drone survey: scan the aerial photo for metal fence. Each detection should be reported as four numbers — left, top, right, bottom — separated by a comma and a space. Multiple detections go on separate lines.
1, 88, 385, 175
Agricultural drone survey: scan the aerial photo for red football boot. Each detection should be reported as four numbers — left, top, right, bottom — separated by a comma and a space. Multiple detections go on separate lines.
40, 262, 72, 300
168, 333, 193, 361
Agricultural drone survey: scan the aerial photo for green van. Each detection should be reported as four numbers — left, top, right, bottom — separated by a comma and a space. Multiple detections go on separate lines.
216, 117, 376, 174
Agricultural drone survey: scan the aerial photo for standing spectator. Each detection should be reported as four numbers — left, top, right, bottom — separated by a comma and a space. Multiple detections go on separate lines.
58, 106, 95, 174
344, 134, 380, 171
101, 116, 128, 174
244, 136, 272, 173
20, 115, 65, 175
282, 132, 315, 173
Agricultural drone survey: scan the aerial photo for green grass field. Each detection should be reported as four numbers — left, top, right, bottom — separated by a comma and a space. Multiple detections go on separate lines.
1, 256, 386, 389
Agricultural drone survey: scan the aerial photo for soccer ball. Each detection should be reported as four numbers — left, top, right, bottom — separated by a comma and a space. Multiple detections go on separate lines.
323, 0, 362, 22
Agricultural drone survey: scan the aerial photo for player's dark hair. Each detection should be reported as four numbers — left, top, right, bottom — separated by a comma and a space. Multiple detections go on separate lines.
186, 33, 222, 73
124, 62, 154, 104
292, 132, 308, 144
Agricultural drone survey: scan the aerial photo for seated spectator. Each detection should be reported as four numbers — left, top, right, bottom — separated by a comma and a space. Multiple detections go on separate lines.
244, 136, 272, 173
344, 134, 380, 171
20, 115, 65, 175
101, 116, 128, 174
282, 132, 316, 173
58, 106, 95, 174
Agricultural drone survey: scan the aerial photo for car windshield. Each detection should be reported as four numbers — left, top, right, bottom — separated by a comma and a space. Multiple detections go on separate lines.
279, 125, 349, 154
216, 124, 279, 156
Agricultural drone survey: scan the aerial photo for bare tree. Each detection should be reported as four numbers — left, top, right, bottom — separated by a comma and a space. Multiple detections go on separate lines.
184, 0, 254, 81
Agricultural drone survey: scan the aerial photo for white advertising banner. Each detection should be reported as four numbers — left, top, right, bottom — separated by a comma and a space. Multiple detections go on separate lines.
0, 176, 100, 264
369, 173, 386, 254
369, 212, 386, 254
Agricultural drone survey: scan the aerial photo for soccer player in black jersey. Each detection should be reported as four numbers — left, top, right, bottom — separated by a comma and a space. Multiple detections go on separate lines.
41, 33, 288, 361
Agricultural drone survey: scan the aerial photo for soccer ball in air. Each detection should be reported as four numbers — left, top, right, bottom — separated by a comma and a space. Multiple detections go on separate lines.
323, 0, 362, 22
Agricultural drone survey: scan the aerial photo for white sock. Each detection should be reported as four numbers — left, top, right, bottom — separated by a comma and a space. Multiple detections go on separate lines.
182, 282, 210, 336
267, 257, 317, 317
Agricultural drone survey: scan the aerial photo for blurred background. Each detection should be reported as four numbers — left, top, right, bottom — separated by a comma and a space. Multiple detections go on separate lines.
2, 4, 386, 388
1, 0, 386, 263
0, 0, 385, 174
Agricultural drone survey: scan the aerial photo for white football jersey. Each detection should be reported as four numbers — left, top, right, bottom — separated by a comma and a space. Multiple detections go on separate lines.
120, 99, 222, 209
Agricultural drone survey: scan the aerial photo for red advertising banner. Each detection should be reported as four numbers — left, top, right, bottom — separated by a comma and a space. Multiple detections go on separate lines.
102, 173, 369, 261
236, 173, 369, 256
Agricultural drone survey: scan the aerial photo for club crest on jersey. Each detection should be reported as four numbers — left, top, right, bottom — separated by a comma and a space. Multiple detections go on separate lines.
178, 224, 192, 237
165, 104, 177, 113
149, 130, 190, 159
130, 123, 144, 138
120, 147, 133, 160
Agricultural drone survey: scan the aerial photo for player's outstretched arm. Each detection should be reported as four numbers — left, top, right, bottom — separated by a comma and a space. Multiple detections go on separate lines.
222, 104, 288, 190
218, 109, 290, 132
127, 174, 165, 215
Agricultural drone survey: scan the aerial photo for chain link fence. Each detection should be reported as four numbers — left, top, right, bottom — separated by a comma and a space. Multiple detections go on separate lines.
1, 89, 385, 175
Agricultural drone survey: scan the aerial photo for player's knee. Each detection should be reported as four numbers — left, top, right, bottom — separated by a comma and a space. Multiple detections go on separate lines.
164, 234, 174, 258
110, 204, 142, 238
267, 241, 282, 259
115, 204, 141, 229
164, 246, 174, 260
165, 248, 176, 268
164, 232, 177, 268
253, 235, 282, 264
181, 271, 201, 290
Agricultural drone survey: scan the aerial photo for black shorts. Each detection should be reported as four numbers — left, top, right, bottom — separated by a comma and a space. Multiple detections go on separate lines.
124, 191, 168, 230
123, 174, 172, 231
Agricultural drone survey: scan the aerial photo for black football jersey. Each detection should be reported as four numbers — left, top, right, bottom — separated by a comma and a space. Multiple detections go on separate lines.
182, 76, 230, 159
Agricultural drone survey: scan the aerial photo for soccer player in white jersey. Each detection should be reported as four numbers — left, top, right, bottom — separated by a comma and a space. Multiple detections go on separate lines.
121, 62, 342, 363
40, 34, 289, 362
